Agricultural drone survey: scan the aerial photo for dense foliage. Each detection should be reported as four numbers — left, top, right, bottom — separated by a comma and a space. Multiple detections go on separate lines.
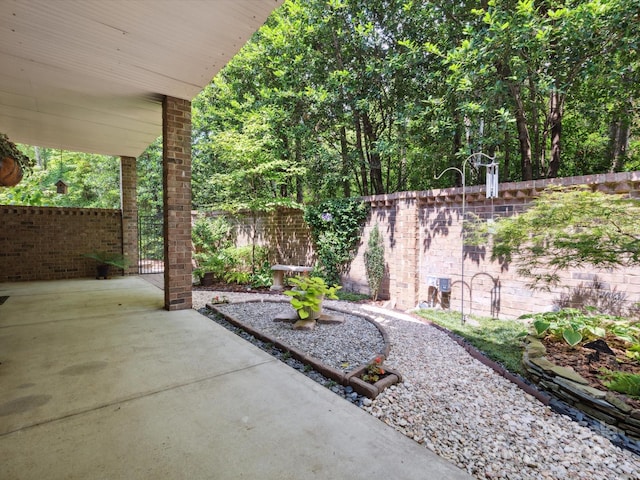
364, 223, 385, 300
304, 198, 369, 284
470, 186, 640, 288
0, 146, 121, 208
190, 0, 640, 208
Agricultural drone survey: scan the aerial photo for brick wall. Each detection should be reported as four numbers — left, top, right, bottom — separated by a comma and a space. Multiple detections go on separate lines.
204, 208, 313, 266
0, 205, 123, 282
200, 171, 640, 319
120, 156, 139, 275
350, 171, 640, 317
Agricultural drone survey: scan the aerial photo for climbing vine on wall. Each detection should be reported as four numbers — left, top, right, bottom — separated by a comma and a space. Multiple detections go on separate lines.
304, 199, 369, 285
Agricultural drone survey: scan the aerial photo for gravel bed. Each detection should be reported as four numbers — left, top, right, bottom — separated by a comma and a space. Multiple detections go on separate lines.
193, 290, 640, 480
212, 300, 384, 372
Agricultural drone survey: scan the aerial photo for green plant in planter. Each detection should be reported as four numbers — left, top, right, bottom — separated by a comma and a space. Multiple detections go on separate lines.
84, 251, 129, 269
284, 276, 341, 320
361, 356, 386, 383
84, 251, 129, 279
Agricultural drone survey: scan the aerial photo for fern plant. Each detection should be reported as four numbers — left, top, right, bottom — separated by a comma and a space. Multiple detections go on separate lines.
599, 370, 640, 398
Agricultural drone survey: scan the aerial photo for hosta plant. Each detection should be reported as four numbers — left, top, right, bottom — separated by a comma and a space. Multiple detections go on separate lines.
284, 276, 341, 320
522, 308, 606, 347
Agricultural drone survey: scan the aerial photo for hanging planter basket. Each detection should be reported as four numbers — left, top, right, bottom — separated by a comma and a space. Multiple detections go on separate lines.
0, 156, 24, 187
0, 133, 33, 187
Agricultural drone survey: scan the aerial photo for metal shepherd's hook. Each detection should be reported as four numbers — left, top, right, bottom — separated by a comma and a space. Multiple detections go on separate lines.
434, 152, 497, 325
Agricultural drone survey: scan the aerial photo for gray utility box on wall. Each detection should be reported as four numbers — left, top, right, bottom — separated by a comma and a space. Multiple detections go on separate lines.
437, 277, 451, 293
425, 276, 452, 308
426, 276, 451, 292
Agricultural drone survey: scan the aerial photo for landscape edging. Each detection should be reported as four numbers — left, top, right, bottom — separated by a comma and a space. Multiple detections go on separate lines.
522, 336, 640, 443
207, 300, 399, 398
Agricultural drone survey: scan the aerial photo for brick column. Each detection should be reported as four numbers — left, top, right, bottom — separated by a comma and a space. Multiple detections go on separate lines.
162, 96, 192, 310
389, 194, 420, 310
120, 156, 139, 275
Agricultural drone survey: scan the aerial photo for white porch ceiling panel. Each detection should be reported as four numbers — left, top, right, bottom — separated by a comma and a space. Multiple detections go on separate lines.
0, 0, 283, 157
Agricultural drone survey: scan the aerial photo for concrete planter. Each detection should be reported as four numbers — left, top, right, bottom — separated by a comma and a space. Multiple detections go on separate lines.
346, 363, 402, 399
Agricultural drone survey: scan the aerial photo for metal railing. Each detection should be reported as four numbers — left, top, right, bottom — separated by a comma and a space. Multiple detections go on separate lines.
138, 213, 164, 274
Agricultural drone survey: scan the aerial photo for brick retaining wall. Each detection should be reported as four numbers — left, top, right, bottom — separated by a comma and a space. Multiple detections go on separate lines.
0, 205, 123, 282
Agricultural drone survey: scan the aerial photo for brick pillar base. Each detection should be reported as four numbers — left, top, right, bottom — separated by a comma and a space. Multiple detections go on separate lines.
120, 156, 138, 275
163, 96, 192, 310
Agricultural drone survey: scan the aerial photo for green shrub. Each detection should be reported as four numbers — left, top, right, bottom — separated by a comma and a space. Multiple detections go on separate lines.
193, 251, 235, 282
364, 223, 385, 301
250, 261, 273, 288
192, 215, 232, 254
228, 245, 269, 273
194, 245, 270, 286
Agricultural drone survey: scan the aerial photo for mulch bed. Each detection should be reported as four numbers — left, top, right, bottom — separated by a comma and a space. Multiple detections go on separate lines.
543, 335, 640, 410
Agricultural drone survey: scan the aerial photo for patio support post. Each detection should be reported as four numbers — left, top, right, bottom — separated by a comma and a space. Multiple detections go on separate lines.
120, 155, 139, 275
162, 96, 193, 310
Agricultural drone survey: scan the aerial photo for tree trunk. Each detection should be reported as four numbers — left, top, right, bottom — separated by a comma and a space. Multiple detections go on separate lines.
510, 83, 533, 181
547, 89, 564, 178
361, 113, 384, 194
296, 177, 304, 203
503, 129, 510, 182
497, 62, 532, 181
34, 146, 43, 168
608, 99, 632, 172
339, 126, 351, 197
354, 112, 369, 196
529, 75, 541, 178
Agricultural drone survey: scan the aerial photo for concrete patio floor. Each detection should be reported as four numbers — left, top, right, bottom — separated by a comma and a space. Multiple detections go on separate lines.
0, 277, 471, 479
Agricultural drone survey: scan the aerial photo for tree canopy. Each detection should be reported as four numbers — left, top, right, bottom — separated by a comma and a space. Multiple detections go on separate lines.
190, 0, 640, 209
3, 0, 639, 210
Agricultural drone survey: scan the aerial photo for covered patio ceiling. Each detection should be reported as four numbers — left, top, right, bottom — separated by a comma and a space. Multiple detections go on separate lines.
0, 0, 283, 157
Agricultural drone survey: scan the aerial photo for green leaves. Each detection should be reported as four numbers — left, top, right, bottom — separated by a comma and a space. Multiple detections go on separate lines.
364, 223, 385, 301
599, 370, 640, 398
533, 319, 551, 336
0, 147, 121, 209
284, 275, 341, 319
562, 328, 583, 347
474, 186, 640, 289
525, 308, 624, 348
304, 198, 369, 285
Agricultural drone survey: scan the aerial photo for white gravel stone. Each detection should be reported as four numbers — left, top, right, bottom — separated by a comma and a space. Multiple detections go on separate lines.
193, 290, 640, 480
